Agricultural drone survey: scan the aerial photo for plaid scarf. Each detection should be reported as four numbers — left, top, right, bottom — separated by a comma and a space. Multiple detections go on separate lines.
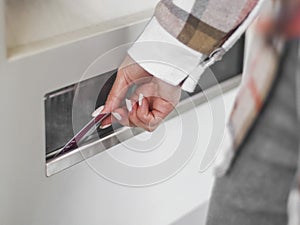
218, 2, 300, 225
152, 0, 300, 223
155, 0, 259, 55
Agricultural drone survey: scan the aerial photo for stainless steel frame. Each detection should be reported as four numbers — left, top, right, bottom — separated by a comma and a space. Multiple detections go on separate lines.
46, 75, 241, 176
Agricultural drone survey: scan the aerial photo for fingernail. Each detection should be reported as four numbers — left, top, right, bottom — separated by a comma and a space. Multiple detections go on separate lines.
100, 124, 112, 129
92, 105, 104, 118
138, 93, 144, 106
112, 112, 122, 121
125, 99, 132, 112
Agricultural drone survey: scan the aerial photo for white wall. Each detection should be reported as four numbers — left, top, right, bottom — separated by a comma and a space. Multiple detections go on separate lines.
5, 0, 159, 58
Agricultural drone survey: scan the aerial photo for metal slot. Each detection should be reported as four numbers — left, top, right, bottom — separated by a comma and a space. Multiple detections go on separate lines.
45, 70, 117, 158
46, 75, 241, 176
45, 37, 245, 176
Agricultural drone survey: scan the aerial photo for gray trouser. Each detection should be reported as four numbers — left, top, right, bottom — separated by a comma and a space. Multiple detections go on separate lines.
206, 40, 300, 225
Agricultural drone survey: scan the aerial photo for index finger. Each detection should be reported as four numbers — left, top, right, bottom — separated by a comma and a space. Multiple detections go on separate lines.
103, 69, 131, 113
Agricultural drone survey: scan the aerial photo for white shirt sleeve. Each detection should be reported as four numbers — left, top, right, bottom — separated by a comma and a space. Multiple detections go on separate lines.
128, 0, 265, 93
128, 17, 206, 92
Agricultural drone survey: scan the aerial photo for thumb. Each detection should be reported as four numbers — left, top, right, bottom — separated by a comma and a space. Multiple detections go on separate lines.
101, 68, 132, 126
103, 68, 131, 113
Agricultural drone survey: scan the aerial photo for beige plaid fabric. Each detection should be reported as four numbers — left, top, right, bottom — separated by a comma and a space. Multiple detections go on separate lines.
155, 0, 258, 55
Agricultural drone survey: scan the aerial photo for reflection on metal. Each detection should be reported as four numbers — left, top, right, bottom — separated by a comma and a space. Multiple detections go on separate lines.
46, 75, 241, 177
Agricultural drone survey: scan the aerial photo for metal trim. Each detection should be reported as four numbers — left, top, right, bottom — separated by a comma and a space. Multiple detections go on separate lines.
46, 75, 241, 176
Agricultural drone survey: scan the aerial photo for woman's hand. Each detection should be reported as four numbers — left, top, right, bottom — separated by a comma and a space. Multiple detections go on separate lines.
102, 56, 181, 131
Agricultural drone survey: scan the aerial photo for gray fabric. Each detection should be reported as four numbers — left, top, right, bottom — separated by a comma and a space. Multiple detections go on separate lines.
191, 0, 210, 19
206, 40, 300, 225
159, 0, 190, 21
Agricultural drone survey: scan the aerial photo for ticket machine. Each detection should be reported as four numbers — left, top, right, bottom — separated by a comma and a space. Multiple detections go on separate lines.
0, 1, 243, 224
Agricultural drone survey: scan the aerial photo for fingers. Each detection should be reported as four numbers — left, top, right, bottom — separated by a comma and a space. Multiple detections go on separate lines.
101, 105, 131, 128
128, 96, 172, 132
104, 56, 152, 113
104, 69, 131, 113
102, 58, 153, 126
112, 107, 131, 126
106, 96, 152, 131
102, 95, 174, 132
128, 98, 151, 130
100, 57, 179, 132
151, 97, 175, 119
101, 68, 133, 126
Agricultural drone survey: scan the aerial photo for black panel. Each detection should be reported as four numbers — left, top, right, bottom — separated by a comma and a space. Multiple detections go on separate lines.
45, 70, 117, 157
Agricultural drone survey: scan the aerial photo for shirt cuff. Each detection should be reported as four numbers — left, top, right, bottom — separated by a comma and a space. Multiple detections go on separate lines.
128, 17, 206, 92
